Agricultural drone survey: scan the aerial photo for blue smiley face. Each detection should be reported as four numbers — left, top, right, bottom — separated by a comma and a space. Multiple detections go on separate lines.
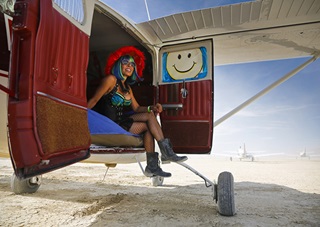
162, 47, 207, 82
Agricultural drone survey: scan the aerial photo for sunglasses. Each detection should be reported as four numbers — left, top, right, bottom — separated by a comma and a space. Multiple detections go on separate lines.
121, 58, 136, 68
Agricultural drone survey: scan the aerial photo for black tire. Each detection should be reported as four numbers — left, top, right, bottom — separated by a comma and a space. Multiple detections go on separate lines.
10, 173, 41, 194
217, 171, 236, 216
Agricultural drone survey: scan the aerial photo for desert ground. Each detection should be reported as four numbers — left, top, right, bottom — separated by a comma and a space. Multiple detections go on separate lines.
0, 154, 319, 227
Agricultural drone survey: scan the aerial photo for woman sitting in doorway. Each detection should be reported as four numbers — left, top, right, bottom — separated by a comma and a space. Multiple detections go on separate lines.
87, 46, 187, 178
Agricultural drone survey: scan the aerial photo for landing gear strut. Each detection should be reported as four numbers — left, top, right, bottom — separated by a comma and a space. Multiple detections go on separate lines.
136, 155, 236, 216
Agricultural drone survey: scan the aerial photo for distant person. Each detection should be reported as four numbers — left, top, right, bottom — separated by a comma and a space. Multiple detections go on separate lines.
87, 46, 187, 178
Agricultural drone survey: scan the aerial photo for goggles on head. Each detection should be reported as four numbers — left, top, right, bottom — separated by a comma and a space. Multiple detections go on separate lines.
121, 58, 136, 68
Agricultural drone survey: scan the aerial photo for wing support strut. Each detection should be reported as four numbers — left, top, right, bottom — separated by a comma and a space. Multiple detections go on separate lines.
175, 162, 217, 201
176, 162, 215, 188
214, 53, 320, 127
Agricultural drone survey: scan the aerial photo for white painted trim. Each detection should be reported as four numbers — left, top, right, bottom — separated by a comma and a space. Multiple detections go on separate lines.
4, 14, 12, 51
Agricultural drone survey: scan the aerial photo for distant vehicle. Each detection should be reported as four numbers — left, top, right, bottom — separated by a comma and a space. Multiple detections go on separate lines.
217, 143, 282, 162
298, 149, 320, 159
234, 144, 255, 162
299, 149, 309, 158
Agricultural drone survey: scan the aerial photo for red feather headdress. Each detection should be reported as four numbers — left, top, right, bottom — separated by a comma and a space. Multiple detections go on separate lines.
105, 46, 145, 78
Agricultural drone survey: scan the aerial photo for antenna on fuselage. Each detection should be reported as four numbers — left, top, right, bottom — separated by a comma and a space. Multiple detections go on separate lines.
144, 0, 151, 20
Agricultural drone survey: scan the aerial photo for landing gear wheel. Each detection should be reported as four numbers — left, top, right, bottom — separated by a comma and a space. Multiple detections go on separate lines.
217, 171, 235, 216
151, 176, 164, 186
10, 173, 42, 194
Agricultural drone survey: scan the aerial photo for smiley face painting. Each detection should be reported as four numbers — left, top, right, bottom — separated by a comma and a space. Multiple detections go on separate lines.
162, 47, 208, 82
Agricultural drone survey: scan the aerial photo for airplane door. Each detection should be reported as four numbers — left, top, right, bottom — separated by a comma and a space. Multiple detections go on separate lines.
158, 40, 213, 154
7, 0, 93, 178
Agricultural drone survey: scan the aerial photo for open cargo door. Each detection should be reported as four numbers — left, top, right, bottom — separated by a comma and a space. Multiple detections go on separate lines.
158, 40, 213, 154
7, 0, 93, 178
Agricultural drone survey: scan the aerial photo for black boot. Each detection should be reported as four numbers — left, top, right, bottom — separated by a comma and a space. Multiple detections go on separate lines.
158, 138, 188, 163
145, 152, 172, 178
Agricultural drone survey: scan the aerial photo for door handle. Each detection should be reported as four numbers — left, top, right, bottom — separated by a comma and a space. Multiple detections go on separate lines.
162, 104, 183, 110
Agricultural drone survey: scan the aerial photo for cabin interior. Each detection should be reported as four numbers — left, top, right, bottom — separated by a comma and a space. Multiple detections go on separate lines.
85, 6, 154, 149
86, 6, 154, 107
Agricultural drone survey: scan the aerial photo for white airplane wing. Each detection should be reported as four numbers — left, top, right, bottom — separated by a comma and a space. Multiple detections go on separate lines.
137, 0, 320, 65
253, 153, 284, 157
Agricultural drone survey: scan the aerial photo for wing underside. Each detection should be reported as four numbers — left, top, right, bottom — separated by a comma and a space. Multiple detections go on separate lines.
137, 0, 320, 65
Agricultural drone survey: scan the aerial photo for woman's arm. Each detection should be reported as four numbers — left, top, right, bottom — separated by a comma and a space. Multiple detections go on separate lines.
87, 75, 116, 109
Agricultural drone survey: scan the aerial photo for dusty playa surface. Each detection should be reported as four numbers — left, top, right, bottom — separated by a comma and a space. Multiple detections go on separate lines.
0, 155, 319, 226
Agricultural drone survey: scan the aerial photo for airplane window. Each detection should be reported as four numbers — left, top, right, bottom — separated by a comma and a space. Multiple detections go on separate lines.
53, 0, 85, 24
162, 47, 208, 83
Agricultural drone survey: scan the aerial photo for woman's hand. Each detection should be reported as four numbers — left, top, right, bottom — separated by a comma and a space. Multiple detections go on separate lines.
151, 103, 163, 114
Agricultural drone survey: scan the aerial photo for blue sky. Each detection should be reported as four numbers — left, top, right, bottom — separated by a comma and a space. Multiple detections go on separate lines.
101, 0, 320, 155
102, 0, 250, 22
214, 58, 320, 155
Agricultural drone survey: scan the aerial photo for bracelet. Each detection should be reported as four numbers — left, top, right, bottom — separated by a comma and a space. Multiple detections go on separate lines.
147, 106, 151, 113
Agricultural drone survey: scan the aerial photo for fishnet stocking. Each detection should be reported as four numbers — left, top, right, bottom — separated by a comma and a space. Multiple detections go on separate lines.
128, 112, 164, 152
